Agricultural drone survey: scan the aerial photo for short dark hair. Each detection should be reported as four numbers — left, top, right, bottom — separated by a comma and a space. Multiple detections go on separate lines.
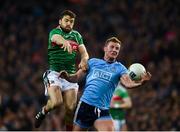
60, 10, 76, 19
105, 37, 122, 46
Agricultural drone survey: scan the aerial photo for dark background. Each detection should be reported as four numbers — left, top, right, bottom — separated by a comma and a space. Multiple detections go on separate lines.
0, 0, 180, 130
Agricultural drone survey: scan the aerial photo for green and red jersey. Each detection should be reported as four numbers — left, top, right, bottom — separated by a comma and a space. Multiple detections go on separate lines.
48, 27, 84, 74
109, 86, 130, 120
113, 86, 129, 101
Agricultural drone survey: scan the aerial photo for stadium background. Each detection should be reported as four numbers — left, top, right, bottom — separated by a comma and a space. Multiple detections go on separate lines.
0, 0, 179, 130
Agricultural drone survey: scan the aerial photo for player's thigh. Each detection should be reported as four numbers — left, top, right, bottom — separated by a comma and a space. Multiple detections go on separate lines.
48, 86, 63, 104
94, 119, 114, 131
63, 89, 77, 110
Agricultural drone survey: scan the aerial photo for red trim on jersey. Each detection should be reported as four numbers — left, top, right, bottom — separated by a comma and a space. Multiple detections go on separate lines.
51, 40, 79, 51
112, 95, 122, 101
68, 40, 79, 51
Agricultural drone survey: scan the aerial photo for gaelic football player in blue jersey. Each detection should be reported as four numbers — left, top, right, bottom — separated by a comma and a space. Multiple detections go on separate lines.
60, 37, 151, 131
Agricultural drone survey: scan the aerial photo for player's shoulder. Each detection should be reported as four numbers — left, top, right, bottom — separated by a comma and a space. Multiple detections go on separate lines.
89, 58, 102, 63
49, 27, 61, 34
113, 61, 128, 73
88, 58, 103, 66
115, 61, 126, 67
71, 30, 82, 36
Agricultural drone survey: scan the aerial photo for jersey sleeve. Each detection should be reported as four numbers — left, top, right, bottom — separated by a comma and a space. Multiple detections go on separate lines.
88, 58, 97, 67
87, 58, 97, 72
118, 63, 128, 76
114, 86, 129, 98
76, 32, 84, 45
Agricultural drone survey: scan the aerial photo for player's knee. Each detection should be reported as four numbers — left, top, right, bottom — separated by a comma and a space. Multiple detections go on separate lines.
66, 103, 76, 112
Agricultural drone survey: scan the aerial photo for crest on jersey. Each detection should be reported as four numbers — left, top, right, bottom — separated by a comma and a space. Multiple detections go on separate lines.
110, 67, 116, 72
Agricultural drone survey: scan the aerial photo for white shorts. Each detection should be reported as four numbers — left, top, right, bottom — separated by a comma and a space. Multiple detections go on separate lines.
43, 70, 79, 96
113, 119, 126, 131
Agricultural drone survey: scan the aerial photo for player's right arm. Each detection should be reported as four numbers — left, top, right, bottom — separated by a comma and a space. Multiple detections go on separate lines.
120, 72, 151, 89
51, 34, 72, 53
59, 69, 87, 83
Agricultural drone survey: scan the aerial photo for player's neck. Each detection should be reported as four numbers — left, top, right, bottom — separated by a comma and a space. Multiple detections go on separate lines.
104, 56, 116, 63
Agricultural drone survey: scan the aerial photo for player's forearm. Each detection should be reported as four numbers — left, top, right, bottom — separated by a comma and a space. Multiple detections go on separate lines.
79, 45, 89, 61
67, 74, 79, 83
81, 51, 89, 61
121, 81, 142, 89
60, 71, 79, 83
51, 34, 66, 45
68, 69, 86, 83
120, 74, 142, 89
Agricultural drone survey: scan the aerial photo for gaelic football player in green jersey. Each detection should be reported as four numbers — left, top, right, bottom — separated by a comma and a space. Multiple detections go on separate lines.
109, 85, 132, 131
35, 10, 89, 129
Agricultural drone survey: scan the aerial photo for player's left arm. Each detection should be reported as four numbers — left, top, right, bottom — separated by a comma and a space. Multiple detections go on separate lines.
78, 44, 89, 71
120, 72, 151, 89
59, 69, 87, 83
119, 97, 132, 109
111, 95, 132, 109
111, 86, 132, 109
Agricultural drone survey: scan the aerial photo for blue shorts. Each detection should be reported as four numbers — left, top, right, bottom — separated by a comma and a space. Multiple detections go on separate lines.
73, 101, 111, 128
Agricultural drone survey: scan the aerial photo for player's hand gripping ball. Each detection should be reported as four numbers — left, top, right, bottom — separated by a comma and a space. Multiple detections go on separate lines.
128, 63, 146, 81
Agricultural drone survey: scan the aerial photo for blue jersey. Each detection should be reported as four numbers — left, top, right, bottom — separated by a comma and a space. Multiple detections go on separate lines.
80, 58, 128, 110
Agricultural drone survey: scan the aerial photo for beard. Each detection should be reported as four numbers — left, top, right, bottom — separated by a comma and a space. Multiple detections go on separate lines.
60, 25, 72, 33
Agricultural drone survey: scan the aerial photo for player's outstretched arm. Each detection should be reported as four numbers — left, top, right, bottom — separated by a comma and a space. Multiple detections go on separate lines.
120, 72, 151, 89
59, 69, 87, 83
78, 45, 89, 71
51, 34, 72, 53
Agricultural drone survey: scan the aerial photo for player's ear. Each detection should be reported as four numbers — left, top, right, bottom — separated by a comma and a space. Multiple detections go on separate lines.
59, 19, 61, 25
104, 46, 108, 52
104, 46, 107, 52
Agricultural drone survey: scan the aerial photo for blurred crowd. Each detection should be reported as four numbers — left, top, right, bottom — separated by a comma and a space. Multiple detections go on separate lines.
0, 0, 180, 130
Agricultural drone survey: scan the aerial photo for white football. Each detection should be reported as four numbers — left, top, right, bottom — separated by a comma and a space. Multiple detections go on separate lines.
128, 63, 146, 81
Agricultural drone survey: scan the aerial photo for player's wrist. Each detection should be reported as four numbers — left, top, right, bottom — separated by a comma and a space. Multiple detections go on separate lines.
61, 39, 66, 45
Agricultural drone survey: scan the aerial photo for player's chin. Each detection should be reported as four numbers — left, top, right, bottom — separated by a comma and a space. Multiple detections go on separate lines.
66, 27, 72, 31
63, 27, 72, 33
109, 57, 117, 61
110, 55, 117, 59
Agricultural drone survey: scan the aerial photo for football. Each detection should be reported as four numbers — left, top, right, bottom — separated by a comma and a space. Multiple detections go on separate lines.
128, 63, 146, 81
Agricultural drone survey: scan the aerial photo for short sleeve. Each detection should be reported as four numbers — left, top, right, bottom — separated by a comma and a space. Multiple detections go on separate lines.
114, 86, 129, 98
76, 32, 84, 45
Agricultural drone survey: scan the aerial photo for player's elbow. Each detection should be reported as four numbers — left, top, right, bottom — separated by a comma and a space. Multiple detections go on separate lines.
127, 101, 132, 108
51, 35, 57, 43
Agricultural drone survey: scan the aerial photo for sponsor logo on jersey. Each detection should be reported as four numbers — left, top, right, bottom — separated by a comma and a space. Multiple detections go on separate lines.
92, 69, 112, 81
51, 40, 78, 52
68, 40, 78, 51
110, 67, 116, 72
